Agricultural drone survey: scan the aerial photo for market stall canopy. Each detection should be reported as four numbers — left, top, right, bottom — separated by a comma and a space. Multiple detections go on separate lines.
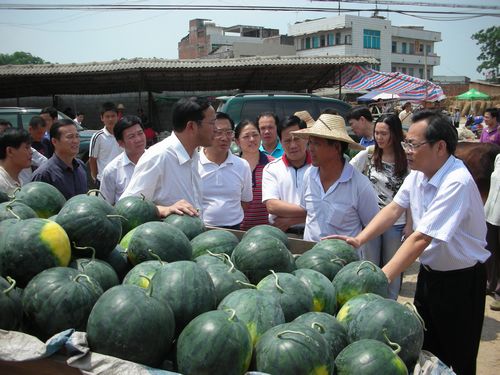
340, 65, 445, 102
456, 88, 490, 100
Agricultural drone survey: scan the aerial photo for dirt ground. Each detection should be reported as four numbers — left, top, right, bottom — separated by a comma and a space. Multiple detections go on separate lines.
397, 262, 500, 375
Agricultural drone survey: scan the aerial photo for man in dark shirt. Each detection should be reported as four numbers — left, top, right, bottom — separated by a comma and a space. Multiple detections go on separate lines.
28, 116, 51, 157
32, 119, 87, 199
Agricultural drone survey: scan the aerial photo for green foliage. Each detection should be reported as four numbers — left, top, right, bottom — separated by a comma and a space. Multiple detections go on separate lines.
471, 26, 500, 83
0, 51, 50, 65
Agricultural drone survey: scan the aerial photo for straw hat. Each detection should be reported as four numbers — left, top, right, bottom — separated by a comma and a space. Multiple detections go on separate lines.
291, 114, 364, 150
294, 110, 315, 128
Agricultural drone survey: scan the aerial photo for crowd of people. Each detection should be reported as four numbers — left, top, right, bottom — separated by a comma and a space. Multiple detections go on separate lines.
0, 97, 499, 375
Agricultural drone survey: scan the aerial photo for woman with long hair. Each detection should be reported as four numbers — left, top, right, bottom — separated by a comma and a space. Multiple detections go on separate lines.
350, 113, 412, 299
234, 120, 273, 231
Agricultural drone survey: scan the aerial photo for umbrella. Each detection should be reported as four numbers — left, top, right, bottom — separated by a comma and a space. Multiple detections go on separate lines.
456, 88, 490, 100
357, 91, 400, 102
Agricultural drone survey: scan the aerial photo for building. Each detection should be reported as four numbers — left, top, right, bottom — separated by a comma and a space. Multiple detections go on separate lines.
288, 14, 441, 79
178, 19, 295, 59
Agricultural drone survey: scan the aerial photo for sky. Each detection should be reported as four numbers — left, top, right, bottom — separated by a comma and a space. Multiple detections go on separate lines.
0, 0, 498, 80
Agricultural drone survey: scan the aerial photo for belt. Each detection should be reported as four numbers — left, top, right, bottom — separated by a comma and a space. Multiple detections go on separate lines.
421, 262, 480, 274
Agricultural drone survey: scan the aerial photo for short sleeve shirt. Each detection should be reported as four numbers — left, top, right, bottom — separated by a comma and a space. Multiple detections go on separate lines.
100, 152, 136, 205
89, 127, 122, 181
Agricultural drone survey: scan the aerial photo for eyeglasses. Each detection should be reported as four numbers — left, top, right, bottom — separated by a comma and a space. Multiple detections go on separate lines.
400, 140, 429, 152
213, 129, 235, 138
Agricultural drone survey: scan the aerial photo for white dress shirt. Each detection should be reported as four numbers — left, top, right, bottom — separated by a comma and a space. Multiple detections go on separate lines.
0, 165, 20, 195
300, 162, 380, 242
89, 127, 122, 181
100, 152, 136, 205
121, 132, 203, 215
19, 148, 47, 185
484, 154, 500, 226
198, 150, 253, 226
394, 155, 490, 271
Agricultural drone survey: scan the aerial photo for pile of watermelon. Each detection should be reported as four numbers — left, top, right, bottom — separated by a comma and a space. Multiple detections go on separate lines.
0, 182, 426, 374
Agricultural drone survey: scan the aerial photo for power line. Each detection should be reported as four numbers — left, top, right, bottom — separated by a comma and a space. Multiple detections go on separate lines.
313, 0, 500, 11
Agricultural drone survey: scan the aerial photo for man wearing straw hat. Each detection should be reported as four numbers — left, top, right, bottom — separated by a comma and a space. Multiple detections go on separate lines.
291, 114, 380, 251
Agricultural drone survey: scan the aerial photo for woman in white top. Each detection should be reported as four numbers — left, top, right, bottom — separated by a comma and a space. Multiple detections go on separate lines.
350, 114, 412, 299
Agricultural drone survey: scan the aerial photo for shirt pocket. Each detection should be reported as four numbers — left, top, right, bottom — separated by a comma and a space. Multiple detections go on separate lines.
329, 203, 351, 229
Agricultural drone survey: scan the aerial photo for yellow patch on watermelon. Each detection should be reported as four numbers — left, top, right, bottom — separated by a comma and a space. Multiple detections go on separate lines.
311, 365, 330, 375
246, 321, 258, 347
39, 221, 71, 266
312, 297, 324, 312
336, 304, 349, 322
391, 356, 408, 373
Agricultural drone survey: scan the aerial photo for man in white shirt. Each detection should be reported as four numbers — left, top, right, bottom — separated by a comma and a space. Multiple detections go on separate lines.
291, 114, 380, 248
0, 129, 32, 195
327, 110, 490, 375
121, 97, 216, 217
262, 115, 311, 235
100, 115, 146, 205
198, 112, 252, 228
398, 102, 413, 128
89, 102, 122, 187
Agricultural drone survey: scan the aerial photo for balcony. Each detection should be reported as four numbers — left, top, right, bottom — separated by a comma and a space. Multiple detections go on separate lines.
391, 53, 440, 66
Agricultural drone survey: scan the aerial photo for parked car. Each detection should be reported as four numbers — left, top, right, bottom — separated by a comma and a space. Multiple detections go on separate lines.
0, 107, 96, 161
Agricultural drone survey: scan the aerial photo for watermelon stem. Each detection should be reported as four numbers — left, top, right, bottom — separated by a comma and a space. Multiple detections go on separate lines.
330, 257, 347, 266
276, 330, 309, 340
106, 214, 128, 221
148, 249, 163, 263
356, 260, 377, 275
270, 270, 285, 293
223, 308, 237, 321
5, 203, 21, 220
404, 302, 427, 331
235, 280, 256, 289
140, 275, 153, 296
86, 189, 101, 196
206, 250, 235, 271
72, 242, 96, 259
140, 193, 146, 201
311, 322, 326, 334
73, 273, 100, 295
3, 276, 16, 294
382, 328, 402, 355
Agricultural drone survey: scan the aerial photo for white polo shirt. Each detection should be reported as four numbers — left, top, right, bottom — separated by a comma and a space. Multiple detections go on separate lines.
262, 153, 312, 223
484, 154, 500, 226
394, 155, 490, 271
0, 165, 20, 195
121, 132, 203, 216
198, 150, 253, 226
300, 162, 380, 242
89, 127, 122, 181
100, 152, 136, 205
19, 148, 47, 185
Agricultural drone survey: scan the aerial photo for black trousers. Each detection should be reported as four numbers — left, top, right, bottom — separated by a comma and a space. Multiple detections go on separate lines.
414, 262, 486, 375
486, 222, 500, 298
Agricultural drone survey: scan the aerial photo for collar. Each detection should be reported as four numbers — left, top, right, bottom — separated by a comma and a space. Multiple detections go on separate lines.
485, 125, 499, 134
53, 154, 80, 171
199, 148, 233, 166
121, 152, 135, 166
103, 127, 114, 136
259, 139, 283, 156
258, 150, 270, 165
171, 132, 195, 166
314, 161, 353, 185
424, 155, 456, 188
282, 150, 312, 168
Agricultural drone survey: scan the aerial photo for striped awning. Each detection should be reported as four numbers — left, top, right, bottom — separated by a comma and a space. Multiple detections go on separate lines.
340, 65, 445, 102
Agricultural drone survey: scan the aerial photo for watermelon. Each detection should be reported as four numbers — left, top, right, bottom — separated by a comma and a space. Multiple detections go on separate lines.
87, 284, 175, 367
204, 263, 251, 304
0, 218, 71, 287
22, 267, 103, 340
123, 260, 168, 289
0, 191, 9, 203
14, 181, 66, 218
295, 248, 346, 280
257, 272, 313, 322
336, 293, 384, 332
348, 298, 424, 369
218, 289, 285, 347
255, 321, 333, 375
0, 201, 37, 222
194, 253, 230, 269
293, 268, 337, 315
335, 339, 408, 375
119, 227, 136, 250
191, 229, 239, 258
126, 221, 192, 265
176, 309, 253, 375
114, 194, 160, 236
105, 245, 132, 281
312, 239, 360, 264
332, 260, 389, 307
242, 224, 289, 247
151, 261, 216, 330
70, 255, 120, 292
294, 311, 348, 360
163, 213, 206, 240
0, 276, 23, 331
55, 194, 122, 259
231, 235, 295, 284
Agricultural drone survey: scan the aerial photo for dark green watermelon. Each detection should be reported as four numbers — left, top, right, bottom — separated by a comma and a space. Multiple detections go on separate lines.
14, 181, 66, 218
293, 268, 337, 315
70, 257, 119, 292
114, 194, 160, 237
163, 213, 206, 240
242, 224, 289, 247
204, 263, 251, 304
176, 309, 252, 375
87, 284, 175, 367
151, 261, 216, 331
231, 235, 295, 284
119, 227, 136, 250
105, 245, 132, 281
0, 191, 10, 203
336, 293, 384, 332
255, 321, 332, 375
0, 276, 23, 331
335, 339, 408, 375
191, 229, 239, 258
312, 239, 360, 264
0, 201, 37, 222
123, 260, 168, 289
127, 221, 192, 265
332, 260, 389, 307
22, 267, 103, 340
295, 248, 346, 280
194, 253, 230, 269
218, 289, 285, 347
294, 311, 349, 360
257, 272, 313, 322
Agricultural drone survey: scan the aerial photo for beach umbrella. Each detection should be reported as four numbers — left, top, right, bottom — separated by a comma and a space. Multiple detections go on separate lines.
456, 88, 490, 100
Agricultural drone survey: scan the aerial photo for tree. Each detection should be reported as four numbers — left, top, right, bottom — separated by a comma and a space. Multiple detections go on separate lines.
0, 51, 50, 65
471, 26, 500, 83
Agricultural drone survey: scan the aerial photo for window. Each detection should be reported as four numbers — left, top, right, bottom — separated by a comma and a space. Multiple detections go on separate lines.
392, 41, 397, 53
391, 66, 397, 72
320, 35, 326, 47
409, 43, 415, 55
336, 32, 341, 45
305, 37, 311, 49
402, 67, 407, 74
419, 68, 424, 79
409, 67, 414, 76
312, 36, 320, 48
402, 42, 407, 54
363, 29, 381, 49
328, 33, 334, 46
345, 34, 352, 45
426, 45, 431, 54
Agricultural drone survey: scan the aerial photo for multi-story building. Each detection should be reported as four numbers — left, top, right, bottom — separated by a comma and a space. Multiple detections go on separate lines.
288, 14, 441, 79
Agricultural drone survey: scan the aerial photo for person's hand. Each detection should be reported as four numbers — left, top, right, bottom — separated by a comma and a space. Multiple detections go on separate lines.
321, 234, 361, 248
158, 200, 199, 218
272, 217, 293, 232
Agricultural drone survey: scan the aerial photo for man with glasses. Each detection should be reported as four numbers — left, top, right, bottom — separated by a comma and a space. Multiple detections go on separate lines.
327, 110, 490, 375
32, 119, 87, 199
122, 97, 216, 218
198, 112, 252, 229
